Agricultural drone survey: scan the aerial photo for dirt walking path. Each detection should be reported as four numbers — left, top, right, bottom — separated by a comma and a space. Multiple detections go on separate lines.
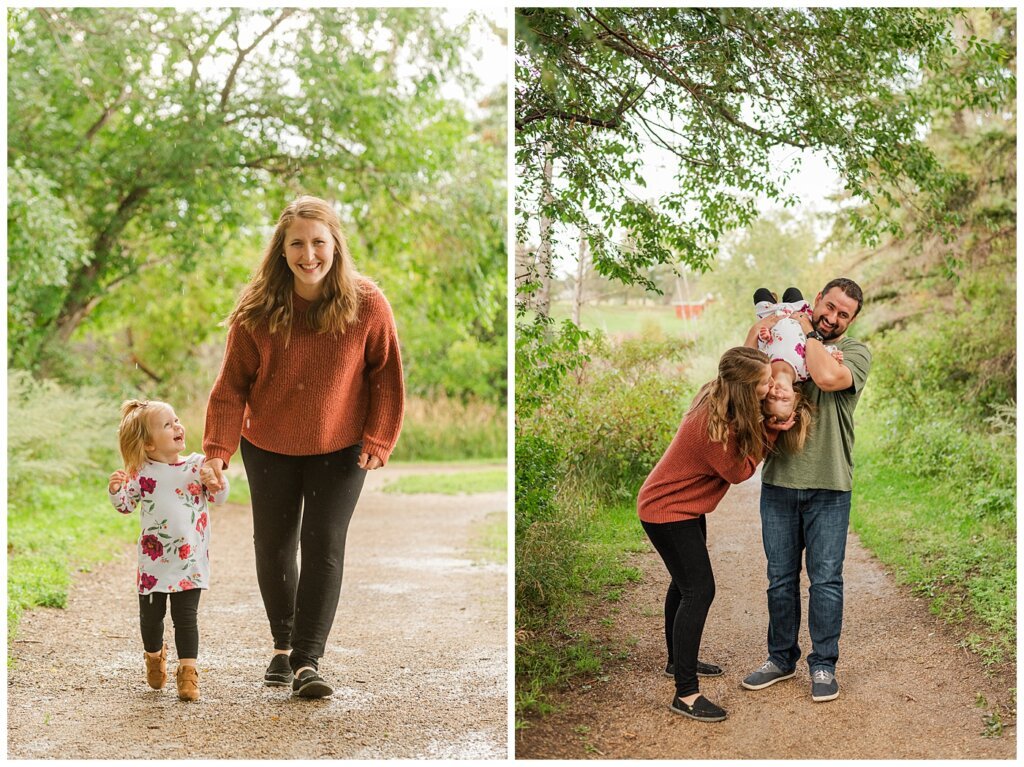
8, 464, 508, 759
516, 471, 1015, 759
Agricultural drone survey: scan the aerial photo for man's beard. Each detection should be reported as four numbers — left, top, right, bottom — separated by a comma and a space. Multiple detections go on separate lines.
813, 317, 841, 341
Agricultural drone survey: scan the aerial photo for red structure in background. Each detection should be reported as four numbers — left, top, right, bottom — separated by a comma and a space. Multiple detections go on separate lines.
674, 302, 707, 319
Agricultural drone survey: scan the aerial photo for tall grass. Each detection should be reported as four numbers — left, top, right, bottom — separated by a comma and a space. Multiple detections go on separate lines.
392, 395, 506, 462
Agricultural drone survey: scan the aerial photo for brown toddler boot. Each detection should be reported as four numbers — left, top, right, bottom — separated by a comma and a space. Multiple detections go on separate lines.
176, 664, 200, 701
145, 644, 167, 689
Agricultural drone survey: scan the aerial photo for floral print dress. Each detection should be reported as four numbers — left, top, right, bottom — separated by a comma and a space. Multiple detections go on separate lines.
108, 453, 229, 595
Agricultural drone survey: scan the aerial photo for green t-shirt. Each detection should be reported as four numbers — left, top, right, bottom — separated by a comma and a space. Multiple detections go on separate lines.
762, 335, 871, 491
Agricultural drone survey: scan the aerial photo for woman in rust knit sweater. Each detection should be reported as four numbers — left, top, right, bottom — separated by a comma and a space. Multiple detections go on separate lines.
637, 346, 790, 722
201, 196, 404, 698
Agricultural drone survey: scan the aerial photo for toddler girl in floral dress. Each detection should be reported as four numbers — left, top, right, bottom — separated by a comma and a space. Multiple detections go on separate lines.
752, 287, 842, 451
108, 399, 229, 701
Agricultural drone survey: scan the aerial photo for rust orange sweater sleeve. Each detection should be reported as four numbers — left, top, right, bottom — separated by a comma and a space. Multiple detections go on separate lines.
203, 321, 261, 469
359, 286, 405, 463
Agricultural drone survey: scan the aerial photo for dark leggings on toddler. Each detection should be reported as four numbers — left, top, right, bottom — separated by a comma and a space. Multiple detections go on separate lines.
642, 516, 715, 698
240, 437, 367, 675
139, 589, 202, 658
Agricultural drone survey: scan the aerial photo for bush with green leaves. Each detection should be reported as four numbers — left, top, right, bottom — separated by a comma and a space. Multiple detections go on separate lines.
8, 370, 117, 508
522, 328, 696, 504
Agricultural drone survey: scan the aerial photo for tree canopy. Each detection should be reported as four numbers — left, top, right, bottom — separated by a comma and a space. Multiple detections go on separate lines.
9, 7, 506, 404
515, 7, 1014, 294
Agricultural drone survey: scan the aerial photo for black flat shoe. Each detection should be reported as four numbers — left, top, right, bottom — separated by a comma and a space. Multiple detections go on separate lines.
292, 668, 334, 698
670, 694, 727, 722
264, 653, 293, 687
664, 661, 724, 678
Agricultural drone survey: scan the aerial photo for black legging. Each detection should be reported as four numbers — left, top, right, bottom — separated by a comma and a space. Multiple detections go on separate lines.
240, 437, 366, 674
139, 589, 202, 659
641, 515, 715, 698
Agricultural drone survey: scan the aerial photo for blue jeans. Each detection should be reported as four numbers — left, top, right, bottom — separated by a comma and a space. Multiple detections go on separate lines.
760, 483, 850, 674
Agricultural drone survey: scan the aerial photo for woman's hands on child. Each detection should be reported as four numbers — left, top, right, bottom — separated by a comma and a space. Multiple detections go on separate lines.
200, 458, 226, 493
358, 452, 383, 471
108, 470, 128, 494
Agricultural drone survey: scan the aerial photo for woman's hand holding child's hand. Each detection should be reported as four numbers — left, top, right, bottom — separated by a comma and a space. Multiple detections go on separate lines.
108, 470, 127, 493
201, 458, 226, 493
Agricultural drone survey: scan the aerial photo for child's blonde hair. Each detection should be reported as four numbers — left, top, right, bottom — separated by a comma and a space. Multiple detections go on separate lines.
118, 399, 171, 475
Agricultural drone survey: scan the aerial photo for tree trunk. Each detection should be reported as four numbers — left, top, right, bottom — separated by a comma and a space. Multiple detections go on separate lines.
534, 143, 554, 317
572, 231, 589, 326
54, 185, 150, 342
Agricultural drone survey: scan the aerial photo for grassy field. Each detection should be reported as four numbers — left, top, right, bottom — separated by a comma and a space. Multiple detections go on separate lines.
382, 468, 506, 495
851, 419, 1015, 667
550, 300, 697, 337
516, 502, 647, 720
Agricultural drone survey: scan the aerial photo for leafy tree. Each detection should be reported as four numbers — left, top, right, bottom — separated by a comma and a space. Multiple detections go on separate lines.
515, 7, 1014, 294
9, 8, 507, 404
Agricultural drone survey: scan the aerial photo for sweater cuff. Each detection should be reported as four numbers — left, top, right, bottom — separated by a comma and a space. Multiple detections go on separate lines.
203, 450, 233, 470
362, 437, 395, 466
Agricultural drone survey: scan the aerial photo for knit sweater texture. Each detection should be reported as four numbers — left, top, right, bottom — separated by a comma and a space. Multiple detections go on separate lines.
203, 278, 404, 467
637, 404, 776, 524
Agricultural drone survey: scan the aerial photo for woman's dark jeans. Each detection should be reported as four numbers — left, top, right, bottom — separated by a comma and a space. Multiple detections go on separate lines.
139, 589, 202, 658
241, 437, 366, 674
642, 516, 715, 698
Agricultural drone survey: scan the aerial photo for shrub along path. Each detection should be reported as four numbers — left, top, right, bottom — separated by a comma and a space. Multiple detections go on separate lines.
8, 465, 507, 759
516, 471, 1015, 759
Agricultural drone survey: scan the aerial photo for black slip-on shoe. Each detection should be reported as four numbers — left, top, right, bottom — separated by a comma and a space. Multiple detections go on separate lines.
753, 288, 776, 305
264, 653, 294, 687
292, 668, 334, 698
670, 694, 727, 722
664, 661, 724, 678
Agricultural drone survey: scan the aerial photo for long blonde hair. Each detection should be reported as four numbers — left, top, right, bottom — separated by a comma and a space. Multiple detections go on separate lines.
117, 399, 170, 475
688, 347, 771, 462
772, 387, 814, 454
227, 195, 362, 340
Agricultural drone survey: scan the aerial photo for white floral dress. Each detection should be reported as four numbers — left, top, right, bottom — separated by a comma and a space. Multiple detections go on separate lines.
108, 453, 229, 595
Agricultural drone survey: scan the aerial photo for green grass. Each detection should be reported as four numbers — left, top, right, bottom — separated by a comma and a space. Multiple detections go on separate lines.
382, 469, 506, 495
852, 421, 1016, 667
8, 478, 137, 650
550, 300, 694, 336
390, 397, 507, 462
226, 474, 251, 505
468, 511, 508, 565
515, 499, 648, 721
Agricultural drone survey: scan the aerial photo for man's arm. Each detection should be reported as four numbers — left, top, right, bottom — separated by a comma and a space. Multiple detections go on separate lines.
805, 338, 853, 391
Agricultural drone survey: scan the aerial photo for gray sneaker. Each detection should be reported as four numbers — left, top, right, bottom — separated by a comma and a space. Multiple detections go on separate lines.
811, 669, 839, 702
741, 659, 795, 690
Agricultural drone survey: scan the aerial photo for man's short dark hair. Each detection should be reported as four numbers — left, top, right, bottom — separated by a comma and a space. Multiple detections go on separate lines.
820, 277, 864, 317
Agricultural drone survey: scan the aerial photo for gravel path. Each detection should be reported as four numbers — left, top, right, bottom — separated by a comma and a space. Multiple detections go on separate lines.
8, 464, 508, 759
516, 471, 1015, 759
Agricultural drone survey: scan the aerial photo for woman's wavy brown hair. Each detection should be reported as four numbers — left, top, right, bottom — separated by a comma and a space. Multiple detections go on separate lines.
771, 387, 815, 454
687, 346, 772, 462
227, 195, 362, 341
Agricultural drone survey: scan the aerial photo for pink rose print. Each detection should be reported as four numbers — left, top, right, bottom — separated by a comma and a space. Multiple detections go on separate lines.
138, 573, 158, 593
179, 544, 191, 560
138, 476, 156, 497
140, 534, 164, 561
178, 579, 197, 591
195, 511, 208, 534
795, 343, 806, 358
187, 482, 203, 502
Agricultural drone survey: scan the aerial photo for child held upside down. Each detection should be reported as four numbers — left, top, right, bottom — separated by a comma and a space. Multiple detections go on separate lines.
752, 287, 844, 452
